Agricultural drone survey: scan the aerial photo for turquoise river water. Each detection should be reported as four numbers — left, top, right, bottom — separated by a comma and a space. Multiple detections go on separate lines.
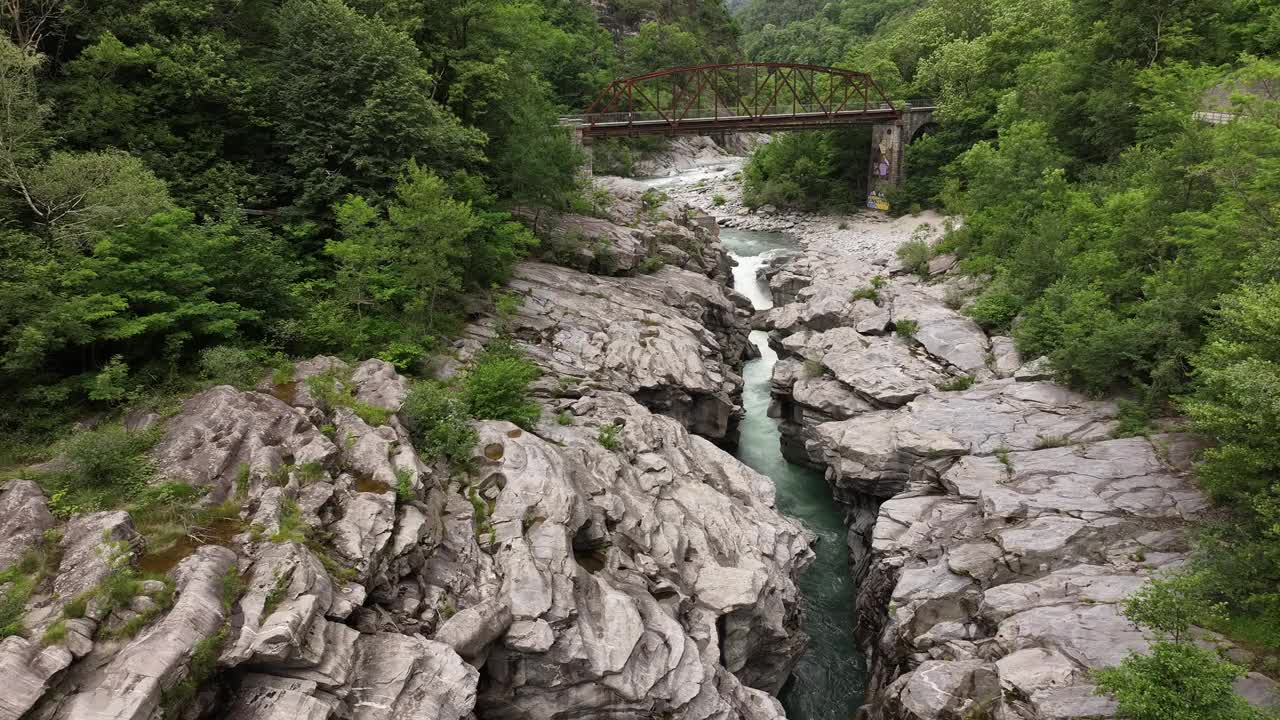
721, 227, 868, 720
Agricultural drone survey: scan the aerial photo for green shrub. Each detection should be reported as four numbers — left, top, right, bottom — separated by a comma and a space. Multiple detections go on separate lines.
66, 424, 158, 488
638, 255, 665, 274
198, 346, 266, 388
41, 423, 162, 516
395, 468, 414, 502
351, 401, 390, 427
851, 285, 879, 302
0, 573, 34, 638
400, 381, 477, 464
378, 341, 430, 371
269, 500, 308, 544
895, 319, 919, 339
1114, 400, 1153, 437
1123, 574, 1226, 643
597, 423, 621, 451
966, 283, 1023, 331
462, 347, 541, 429
896, 238, 932, 278
556, 411, 574, 426
1094, 642, 1258, 720
712, 193, 726, 206
640, 189, 669, 219
88, 355, 134, 404
938, 375, 974, 391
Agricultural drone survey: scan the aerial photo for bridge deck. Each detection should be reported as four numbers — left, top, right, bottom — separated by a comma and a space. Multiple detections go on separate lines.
565, 102, 935, 138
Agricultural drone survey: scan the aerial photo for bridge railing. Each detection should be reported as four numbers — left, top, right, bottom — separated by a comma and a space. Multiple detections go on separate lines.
567, 102, 901, 127
563, 98, 937, 128
1192, 110, 1237, 125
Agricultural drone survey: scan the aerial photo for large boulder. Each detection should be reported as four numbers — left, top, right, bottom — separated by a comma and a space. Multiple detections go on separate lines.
817, 380, 1120, 501
0, 480, 55, 572
469, 392, 813, 718
463, 262, 752, 441
150, 386, 337, 501
888, 285, 990, 374
63, 546, 237, 720
845, 392, 1211, 720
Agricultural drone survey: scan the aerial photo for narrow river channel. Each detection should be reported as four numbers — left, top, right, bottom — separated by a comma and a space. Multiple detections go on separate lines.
722, 227, 867, 720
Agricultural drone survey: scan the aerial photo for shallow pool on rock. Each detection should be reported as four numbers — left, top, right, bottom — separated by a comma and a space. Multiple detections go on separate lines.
723, 227, 867, 720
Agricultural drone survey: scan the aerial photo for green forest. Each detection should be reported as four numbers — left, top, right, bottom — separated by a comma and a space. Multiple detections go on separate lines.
0, 0, 738, 442
2, 0, 1280, 716
740, 0, 1280, 715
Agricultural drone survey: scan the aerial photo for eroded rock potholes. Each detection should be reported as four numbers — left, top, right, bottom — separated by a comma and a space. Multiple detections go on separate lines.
0, 196, 813, 720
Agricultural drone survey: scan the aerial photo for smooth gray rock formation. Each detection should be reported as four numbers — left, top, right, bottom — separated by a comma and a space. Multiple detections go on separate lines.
781, 328, 946, 407
530, 184, 725, 281
836, 380, 1212, 720
881, 660, 1000, 720
989, 336, 1021, 378
63, 545, 237, 720
0, 480, 55, 572
889, 286, 990, 373
151, 386, 337, 501
1015, 355, 1055, 382
463, 261, 751, 441
470, 392, 813, 718
347, 633, 477, 720
223, 674, 342, 720
350, 359, 408, 411
0, 638, 74, 720
817, 380, 1119, 501
55, 511, 141, 606
223, 542, 334, 667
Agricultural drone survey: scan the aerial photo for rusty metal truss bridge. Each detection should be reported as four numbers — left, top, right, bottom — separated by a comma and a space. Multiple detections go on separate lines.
565, 63, 903, 138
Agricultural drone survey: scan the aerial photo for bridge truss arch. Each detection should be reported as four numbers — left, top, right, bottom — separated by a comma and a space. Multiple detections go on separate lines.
571, 62, 900, 137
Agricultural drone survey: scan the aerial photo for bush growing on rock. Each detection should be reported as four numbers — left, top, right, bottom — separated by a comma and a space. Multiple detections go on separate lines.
966, 281, 1022, 331
1094, 642, 1259, 720
400, 381, 478, 465
896, 237, 932, 278
39, 423, 162, 514
638, 255, 665, 274
462, 345, 542, 429
597, 422, 621, 450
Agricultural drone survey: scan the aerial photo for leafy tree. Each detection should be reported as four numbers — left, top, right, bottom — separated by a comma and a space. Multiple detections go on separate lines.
325, 161, 534, 355
622, 21, 707, 75
1095, 642, 1260, 720
0, 36, 49, 204
1122, 573, 1227, 643
266, 0, 484, 217
742, 125, 882, 210
0, 209, 256, 401
22, 150, 172, 246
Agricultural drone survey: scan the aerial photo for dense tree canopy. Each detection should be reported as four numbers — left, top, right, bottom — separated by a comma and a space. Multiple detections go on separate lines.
734, 0, 1280, 698
0, 0, 736, 442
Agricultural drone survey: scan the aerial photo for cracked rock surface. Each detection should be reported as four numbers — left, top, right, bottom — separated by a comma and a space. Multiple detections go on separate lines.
463, 260, 753, 442
750, 220, 1279, 719
0, 189, 814, 720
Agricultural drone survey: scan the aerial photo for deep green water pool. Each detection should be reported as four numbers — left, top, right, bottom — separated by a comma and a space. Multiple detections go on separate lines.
722, 227, 867, 720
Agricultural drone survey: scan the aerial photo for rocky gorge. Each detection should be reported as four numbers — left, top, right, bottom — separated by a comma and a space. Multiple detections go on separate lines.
0, 174, 810, 720
0, 144, 1276, 720
666, 160, 1280, 719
